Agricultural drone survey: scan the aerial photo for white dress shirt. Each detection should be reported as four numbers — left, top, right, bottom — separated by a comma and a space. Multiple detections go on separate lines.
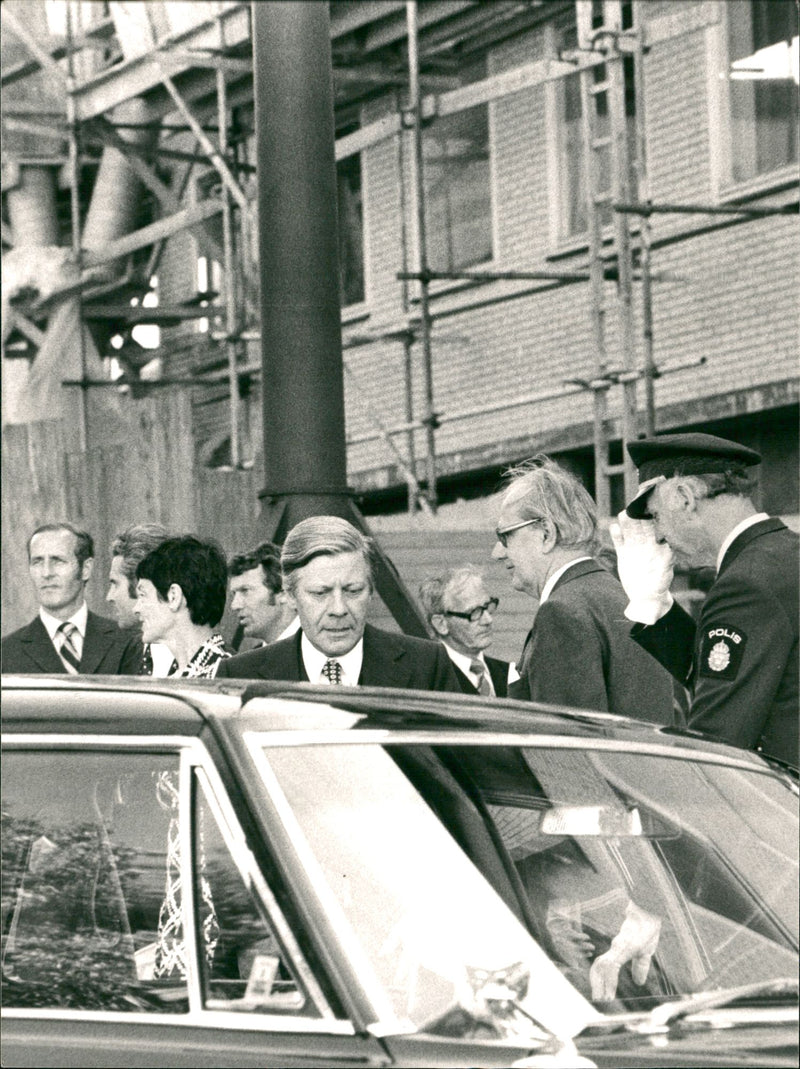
149, 642, 177, 677
40, 602, 88, 666
301, 632, 364, 686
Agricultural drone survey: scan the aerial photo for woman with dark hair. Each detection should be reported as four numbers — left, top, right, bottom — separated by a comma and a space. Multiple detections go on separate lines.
135, 536, 232, 678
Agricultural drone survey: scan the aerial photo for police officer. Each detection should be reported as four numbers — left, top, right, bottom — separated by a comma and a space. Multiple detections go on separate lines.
610, 432, 798, 769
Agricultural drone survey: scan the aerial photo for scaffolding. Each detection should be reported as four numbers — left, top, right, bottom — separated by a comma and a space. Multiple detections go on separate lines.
2, 0, 797, 514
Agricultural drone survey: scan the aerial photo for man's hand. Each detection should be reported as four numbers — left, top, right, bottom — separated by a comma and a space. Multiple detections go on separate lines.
609, 512, 674, 625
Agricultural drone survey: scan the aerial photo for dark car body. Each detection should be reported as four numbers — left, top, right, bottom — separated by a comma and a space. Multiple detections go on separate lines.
1, 675, 798, 1068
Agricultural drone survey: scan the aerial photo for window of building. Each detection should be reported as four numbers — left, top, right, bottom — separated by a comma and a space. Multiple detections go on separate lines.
552, 15, 638, 242
423, 58, 493, 272
336, 119, 365, 307
722, 0, 798, 187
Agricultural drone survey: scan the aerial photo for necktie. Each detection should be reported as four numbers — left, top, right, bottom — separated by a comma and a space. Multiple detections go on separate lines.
57, 622, 81, 673
322, 659, 343, 685
470, 658, 492, 696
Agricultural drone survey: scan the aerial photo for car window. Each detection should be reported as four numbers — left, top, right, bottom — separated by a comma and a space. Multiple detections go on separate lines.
193, 768, 316, 1016
439, 745, 799, 1009
1, 750, 188, 1012
1, 747, 322, 1020
256, 741, 598, 1040
254, 738, 798, 1026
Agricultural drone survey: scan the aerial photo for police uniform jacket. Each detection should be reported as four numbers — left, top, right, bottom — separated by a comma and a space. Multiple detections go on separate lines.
508, 558, 675, 724
631, 518, 798, 768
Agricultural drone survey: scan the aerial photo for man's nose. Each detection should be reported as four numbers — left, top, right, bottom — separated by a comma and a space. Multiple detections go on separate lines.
491, 541, 506, 561
327, 589, 347, 615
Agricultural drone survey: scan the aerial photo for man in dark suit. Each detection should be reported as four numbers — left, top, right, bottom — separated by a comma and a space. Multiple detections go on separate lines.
2, 522, 142, 675
217, 515, 459, 692
611, 432, 798, 768
492, 456, 674, 724
418, 565, 514, 696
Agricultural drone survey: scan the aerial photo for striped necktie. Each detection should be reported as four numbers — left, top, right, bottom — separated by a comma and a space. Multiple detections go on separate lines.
322, 659, 343, 685
470, 658, 492, 696
57, 622, 81, 673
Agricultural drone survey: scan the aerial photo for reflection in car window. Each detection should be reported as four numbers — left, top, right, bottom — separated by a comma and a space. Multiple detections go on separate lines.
441, 746, 798, 1010
1, 750, 188, 1012
193, 770, 314, 1016
258, 740, 798, 1024
259, 743, 597, 1040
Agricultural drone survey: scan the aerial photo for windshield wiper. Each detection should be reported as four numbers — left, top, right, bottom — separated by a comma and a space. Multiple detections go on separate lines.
642, 978, 799, 1030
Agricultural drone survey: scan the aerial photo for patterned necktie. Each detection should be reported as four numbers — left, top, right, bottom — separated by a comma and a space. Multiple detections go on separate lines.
322, 659, 343, 685
57, 622, 81, 673
470, 658, 492, 696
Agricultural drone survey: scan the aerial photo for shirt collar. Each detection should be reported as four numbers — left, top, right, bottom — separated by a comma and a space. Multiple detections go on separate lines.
716, 513, 769, 573
301, 631, 364, 686
39, 602, 88, 641
443, 643, 491, 687
540, 557, 594, 604
276, 616, 301, 642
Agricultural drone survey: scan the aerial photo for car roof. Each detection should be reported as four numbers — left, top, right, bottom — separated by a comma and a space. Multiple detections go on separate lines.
0, 673, 775, 771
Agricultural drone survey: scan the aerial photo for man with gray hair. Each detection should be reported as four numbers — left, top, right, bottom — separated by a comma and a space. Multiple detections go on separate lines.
217, 515, 460, 691
106, 522, 174, 675
492, 456, 674, 723
418, 565, 513, 696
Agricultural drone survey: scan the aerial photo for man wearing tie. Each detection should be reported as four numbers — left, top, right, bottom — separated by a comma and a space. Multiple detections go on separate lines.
1, 522, 142, 675
217, 515, 460, 692
418, 565, 514, 696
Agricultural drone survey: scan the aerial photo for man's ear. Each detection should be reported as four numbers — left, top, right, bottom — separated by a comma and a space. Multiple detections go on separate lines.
673, 480, 699, 513
539, 519, 558, 553
430, 612, 449, 639
81, 557, 94, 583
167, 583, 184, 612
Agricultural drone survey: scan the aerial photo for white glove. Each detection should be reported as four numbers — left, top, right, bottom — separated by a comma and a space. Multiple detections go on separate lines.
589, 900, 662, 1002
609, 511, 674, 625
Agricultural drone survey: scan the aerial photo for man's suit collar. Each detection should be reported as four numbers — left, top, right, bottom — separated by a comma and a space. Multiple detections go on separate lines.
719, 517, 787, 575
359, 624, 415, 687
17, 616, 66, 672
547, 557, 605, 595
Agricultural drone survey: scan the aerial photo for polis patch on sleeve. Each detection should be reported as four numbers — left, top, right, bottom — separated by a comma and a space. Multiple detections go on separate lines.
698, 625, 748, 681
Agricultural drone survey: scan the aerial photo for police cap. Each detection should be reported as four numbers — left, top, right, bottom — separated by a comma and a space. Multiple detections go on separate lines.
625, 432, 761, 518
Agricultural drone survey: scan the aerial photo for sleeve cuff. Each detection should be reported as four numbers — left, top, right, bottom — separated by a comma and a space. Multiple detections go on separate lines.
624, 594, 673, 626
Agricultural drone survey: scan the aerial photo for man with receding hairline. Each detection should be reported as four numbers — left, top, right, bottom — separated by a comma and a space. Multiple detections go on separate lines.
217, 515, 460, 691
2, 522, 142, 675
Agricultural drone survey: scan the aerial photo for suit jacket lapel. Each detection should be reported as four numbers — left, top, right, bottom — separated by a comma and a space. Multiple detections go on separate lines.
261, 629, 308, 681
19, 617, 66, 673
359, 624, 409, 687
80, 611, 113, 674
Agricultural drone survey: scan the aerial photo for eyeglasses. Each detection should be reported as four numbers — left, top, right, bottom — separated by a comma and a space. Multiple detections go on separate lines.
495, 519, 541, 547
444, 597, 499, 623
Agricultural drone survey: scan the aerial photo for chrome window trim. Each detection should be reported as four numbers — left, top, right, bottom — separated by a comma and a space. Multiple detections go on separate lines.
0, 1006, 355, 1034
243, 729, 772, 773
0, 733, 342, 1031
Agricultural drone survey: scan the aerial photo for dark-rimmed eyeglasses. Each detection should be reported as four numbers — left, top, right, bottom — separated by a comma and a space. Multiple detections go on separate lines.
443, 597, 499, 623
495, 519, 541, 547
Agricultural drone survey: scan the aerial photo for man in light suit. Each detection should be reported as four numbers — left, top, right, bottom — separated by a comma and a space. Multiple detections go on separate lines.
217, 515, 460, 692
418, 565, 514, 696
492, 456, 674, 724
2, 522, 142, 675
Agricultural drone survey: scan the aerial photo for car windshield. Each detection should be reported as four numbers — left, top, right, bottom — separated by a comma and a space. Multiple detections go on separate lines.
255, 738, 798, 1034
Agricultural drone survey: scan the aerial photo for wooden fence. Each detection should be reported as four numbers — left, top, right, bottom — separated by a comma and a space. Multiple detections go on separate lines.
1, 391, 264, 637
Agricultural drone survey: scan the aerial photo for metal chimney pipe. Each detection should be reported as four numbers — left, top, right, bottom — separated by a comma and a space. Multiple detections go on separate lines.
252, 0, 348, 526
